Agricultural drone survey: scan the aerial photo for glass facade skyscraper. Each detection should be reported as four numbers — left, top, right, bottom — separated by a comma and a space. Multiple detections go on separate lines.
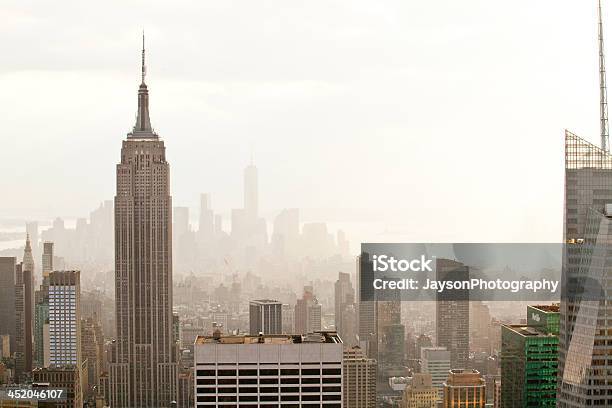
558, 130, 612, 406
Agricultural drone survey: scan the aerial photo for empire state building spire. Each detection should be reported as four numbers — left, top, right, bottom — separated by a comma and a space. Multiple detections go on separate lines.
130, 32, 155, 137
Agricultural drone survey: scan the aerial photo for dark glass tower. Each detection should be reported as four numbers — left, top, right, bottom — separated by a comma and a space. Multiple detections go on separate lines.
109, 38, 177, 407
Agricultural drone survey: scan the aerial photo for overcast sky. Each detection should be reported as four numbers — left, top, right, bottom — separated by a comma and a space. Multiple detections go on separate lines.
0, 0, 604, 242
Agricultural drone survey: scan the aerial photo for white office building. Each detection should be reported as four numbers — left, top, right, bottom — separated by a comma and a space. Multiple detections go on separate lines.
48, 270, 81, 368
421, 347, 451, 398
194, 331, 343, 407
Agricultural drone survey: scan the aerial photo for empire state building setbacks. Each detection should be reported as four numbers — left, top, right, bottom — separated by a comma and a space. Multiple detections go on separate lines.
109, 38, 178, 408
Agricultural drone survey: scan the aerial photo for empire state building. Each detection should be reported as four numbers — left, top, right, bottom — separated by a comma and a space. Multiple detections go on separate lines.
109, 37, 178, 407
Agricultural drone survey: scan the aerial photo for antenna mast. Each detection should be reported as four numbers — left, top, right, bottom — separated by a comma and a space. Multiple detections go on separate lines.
599, 0, 610, 152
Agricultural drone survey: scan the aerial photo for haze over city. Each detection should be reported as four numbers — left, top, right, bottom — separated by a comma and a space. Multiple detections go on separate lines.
0, 0, 603, 244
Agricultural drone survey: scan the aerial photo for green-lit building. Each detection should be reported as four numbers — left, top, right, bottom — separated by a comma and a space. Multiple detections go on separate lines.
501, 304, 559, 407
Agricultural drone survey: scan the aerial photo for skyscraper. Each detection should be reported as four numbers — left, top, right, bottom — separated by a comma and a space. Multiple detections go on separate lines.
343, 346, 377, 408
421, 347, 451, 398
335, 272, 357, 345
14, 261, 33, 380
33, 366, 83, 408
109, 37, 178, 407
435, 258, 469, 370
23, 233, 35, 279
294, 287, 322, 334
0, 257, 17, 353
48, 270, 81, 368
25, 221, 39, 268
34, 265, 50, 369
41, 241, 54, 278
81, 316, 104, 403
501, 304, 558, 407
197, 193, 214, 242
558, 131, 612, 406
249, 299, 282, 335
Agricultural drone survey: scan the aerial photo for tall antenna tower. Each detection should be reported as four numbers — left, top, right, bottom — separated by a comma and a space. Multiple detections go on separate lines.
599, 0, 610, 152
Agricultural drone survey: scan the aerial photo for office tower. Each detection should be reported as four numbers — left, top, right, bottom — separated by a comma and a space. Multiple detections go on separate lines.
109, 37, 178, 408
302, 222, 335, 258
42, 242, 53, 278
15, 262, 33, 381
421, 347, 451, 397
501, 304, 559, 407
442, 369, 485, 408
294, 288, 322, 334
193, 331, 343, 406
174, 206, 193, 268
177, 369, 193, 408
244, 162, 258, 220
33, 366, 83, 408
338, 303, 357, 347
174, 206, 189, 242
401, 373, 438, 408
0, 257, 17, 353
81, 317, 104, 402
335, 272, 357, 345
343, 346, 376, 408
357, 255, 378, 358
436, 259, 469, 369
470, 301, 491, 354
559, 130, 612, 406
198, 193, 214, 240
89, 200, 114, 265
376, 296, 404, 389
281, 304, 294, 334
249, 299, 282, 335
271, 208, 299, 257
48, 271, 81, 368
34, 274, 50, 369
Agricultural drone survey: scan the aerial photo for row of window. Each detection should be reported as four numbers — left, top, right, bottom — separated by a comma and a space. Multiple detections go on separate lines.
197, 386, 342, 394
197, 378, 339, 386
197, 368, 341, 377
196, 377, 341, 386
196, 404, 339, 408
197, 394, 341, 403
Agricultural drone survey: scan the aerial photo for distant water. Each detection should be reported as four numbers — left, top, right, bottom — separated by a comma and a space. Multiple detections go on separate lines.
0, 240, 23, 251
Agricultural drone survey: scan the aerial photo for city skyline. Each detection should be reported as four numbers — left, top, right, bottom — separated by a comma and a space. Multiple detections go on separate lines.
0, 0, 604, 244
0, 2, 611, 407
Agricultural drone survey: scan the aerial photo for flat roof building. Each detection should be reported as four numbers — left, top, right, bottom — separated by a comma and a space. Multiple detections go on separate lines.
501, 305, 559, 407
194, 331, 343, 406
249, 299, 282, 335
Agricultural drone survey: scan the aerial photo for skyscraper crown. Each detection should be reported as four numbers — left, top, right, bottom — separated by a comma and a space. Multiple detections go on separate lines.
129, 33, 157, 138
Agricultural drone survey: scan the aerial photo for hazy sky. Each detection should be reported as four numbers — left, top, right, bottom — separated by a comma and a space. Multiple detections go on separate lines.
0, 0, 604, 242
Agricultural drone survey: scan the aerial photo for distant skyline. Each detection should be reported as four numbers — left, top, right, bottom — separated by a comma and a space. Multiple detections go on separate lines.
0, 0, 605, 243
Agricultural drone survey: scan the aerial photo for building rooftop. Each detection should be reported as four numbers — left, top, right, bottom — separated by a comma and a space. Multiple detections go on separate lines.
503, 324, 558, 338
195, 331, 342, 345
445, 369, 485, 386
529, 304, 560, 313
249, 299, 282, 305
